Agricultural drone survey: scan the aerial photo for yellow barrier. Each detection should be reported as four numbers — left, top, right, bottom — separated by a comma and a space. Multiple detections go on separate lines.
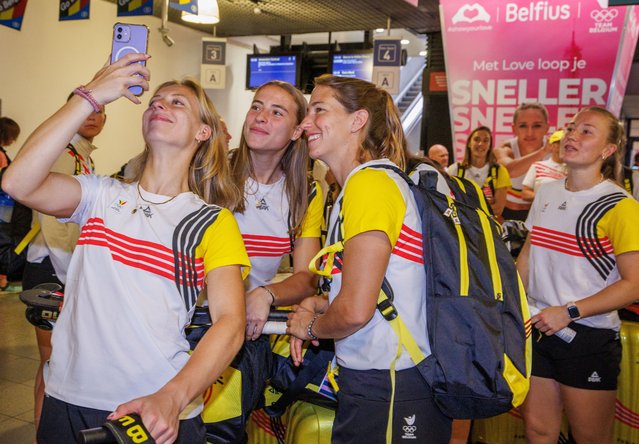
614, 321, 639, 443
473, 321, 639, 443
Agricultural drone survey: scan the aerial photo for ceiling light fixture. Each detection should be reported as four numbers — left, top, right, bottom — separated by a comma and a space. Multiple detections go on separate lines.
181, 0, 220, 24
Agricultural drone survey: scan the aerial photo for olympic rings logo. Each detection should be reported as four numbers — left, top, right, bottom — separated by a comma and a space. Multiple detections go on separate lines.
403, 425, 417, 433
590, 9, 618, 22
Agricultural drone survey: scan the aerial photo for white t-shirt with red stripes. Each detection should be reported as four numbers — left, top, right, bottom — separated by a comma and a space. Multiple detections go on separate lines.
45, 175, 250, 415
525, 179, 639, 330
522, 158, 567, 192
323, 159, 431, 371
234, 176, 323, 291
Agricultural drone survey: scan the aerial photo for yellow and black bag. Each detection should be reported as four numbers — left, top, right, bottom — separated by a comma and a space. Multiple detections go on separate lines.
186, 308, 272, 444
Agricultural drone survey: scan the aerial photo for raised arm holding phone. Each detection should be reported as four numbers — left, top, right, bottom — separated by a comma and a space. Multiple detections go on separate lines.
3, 53, 250, 444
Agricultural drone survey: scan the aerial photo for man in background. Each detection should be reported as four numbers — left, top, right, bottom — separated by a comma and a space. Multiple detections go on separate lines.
427, 144, 450, 168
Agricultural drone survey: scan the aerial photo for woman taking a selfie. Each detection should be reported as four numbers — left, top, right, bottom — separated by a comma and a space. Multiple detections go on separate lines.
2, 53, 250, 444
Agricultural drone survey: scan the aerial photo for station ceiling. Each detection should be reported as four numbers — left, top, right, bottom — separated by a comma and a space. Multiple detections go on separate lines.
107, 0, 441, 37
117, 0, 638, 61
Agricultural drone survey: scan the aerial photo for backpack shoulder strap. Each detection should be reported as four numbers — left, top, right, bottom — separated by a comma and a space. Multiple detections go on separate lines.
623, 167, 633, 194
66, 143, 95, 175
488, 164, 499, 195
456, 163, 465, 178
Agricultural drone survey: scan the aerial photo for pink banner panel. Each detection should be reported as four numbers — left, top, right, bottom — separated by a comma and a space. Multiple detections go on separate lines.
440, 0, 637, 161
608, 5, 639, 116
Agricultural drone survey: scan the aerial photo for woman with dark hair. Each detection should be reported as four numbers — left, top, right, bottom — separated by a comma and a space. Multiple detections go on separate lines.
0, 117, 20, 168
287, 75, 451, 443
0, 117, 21, 291
448, 125, 511, 218
2, 54, 250, 444
517, 107, 639, 444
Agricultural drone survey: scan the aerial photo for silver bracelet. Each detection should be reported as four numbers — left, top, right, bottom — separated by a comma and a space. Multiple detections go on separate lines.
259, 285, 276, 306
307, 315, 319, 340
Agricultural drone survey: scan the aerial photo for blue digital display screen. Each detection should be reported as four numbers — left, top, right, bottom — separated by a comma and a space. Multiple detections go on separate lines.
246, 54, 299, 89
331, 53, 374, 81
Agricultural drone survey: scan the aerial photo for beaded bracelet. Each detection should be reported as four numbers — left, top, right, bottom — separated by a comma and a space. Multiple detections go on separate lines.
73, 86, 102, 113
259, 285, 276, 306
307, 315, 319, 341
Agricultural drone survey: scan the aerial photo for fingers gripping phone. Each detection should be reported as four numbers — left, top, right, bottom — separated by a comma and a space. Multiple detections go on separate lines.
110, 23, 149, 96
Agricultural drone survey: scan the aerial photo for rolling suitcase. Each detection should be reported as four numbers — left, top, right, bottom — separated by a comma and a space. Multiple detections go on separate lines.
284, 400, 334, 444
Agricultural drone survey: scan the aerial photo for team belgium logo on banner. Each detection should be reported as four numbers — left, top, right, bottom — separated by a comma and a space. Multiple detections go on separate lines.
59, 0, 90, 21
118, 0, 154, 17
0, 0, 28, 31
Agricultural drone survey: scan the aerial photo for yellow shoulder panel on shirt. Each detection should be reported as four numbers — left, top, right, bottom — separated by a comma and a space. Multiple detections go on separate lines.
197, 208, 251, 278
495, 164, 512, 189
300, 181, 324, 238
598, 197, 639, 256
342, 168, 406, 246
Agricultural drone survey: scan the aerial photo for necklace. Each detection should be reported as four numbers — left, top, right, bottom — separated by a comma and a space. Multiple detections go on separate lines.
564, 174, 605, 192
132, 183, 179, 214
250, 176, 284, 211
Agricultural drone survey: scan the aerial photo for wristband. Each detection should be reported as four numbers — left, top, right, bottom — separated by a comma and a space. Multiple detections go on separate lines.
73, 85, 102, 113
307, 315, 319, 341
259, 285, 276, 306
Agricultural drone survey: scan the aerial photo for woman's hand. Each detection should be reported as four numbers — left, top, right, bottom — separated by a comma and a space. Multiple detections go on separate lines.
108, 389, 181, 444
531, 305, 572, 336
287, 304, 321, 366
298, 295, 329, 315
85, 53, 151, 106
245, 286, 273, 340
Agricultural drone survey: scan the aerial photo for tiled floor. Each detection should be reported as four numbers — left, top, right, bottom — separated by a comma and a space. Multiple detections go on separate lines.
0, 287, 38, 444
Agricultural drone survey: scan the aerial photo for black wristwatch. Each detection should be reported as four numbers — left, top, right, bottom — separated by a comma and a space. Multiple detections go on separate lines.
566, 301, 581, 321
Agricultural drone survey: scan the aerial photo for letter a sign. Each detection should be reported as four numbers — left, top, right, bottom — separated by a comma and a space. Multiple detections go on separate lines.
373, 38, 401, 94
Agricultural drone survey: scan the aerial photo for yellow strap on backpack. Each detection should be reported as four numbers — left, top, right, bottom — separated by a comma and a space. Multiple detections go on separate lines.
14, 222, 40, 255
377, 290, 427, 444
308, 241, 344, 277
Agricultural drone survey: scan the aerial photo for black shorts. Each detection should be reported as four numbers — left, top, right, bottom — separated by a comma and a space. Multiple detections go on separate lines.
332, 366, 452, 444
531, 322, 621, 390
37, 395, 206, 444
502, 207, 529, 222
22, 256, 64, 291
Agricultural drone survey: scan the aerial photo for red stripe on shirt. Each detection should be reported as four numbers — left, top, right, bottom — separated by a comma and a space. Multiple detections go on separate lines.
242, 233, 291, 257
531, 226, 613, 257
77, 217, 204, 285
392, 224, 424, 264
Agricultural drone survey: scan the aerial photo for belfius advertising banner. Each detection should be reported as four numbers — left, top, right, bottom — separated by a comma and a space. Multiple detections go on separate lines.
439, 0, 638, 160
